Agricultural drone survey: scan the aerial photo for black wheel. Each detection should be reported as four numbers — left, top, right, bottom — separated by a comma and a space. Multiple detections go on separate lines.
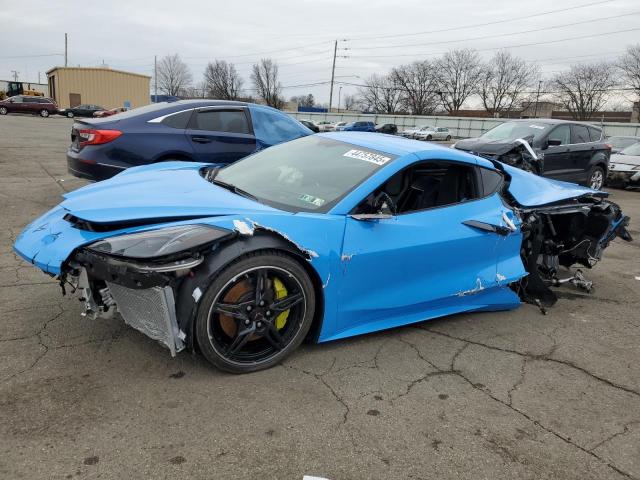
66, 111, 74, 118
195, 251, 316, 373
446, 135, 451, 141
0, 106, 7, 115
587, 166, 605, 190
39, 109, 49, 118
426, 135, 432, 141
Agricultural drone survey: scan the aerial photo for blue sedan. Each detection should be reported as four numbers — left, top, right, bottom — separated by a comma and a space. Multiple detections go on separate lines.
66, 100, 312, 181
15, 133, 631, 373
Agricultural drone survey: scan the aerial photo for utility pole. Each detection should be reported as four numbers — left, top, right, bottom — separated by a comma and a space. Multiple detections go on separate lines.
154, 55, 158, 102
38, 71, 41, 84
338, 86, 343, 112
328, 40, 337, 112
64, 33, 68, 67
533, 80, 543, 118
11, 70, 18, 81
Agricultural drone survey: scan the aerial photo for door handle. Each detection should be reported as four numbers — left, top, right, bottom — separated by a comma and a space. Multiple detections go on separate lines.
463, 220, 511, 236
191, 136, 212, 144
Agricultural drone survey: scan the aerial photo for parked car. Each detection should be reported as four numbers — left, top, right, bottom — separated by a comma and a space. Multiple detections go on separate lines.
14, 132, 631, 373
607, 142, 640, 189
375, 123, 398, 134
336, 121, 375, 132
605, 135, 640, 154
61, 104, 105, 118
453, 119, 610, 189
300, 120, 320, 132
94, 107, 129, 118
415, 127, 452, 141
332, 121, 347, 131
315, 120, 335, 132
67, 100, 312, 181
0, 95, 58, 117
401, 125, 434, 139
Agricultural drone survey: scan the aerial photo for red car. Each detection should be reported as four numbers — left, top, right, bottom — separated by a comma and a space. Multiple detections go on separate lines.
0, 95, 58, 117
93, 107, 128, 118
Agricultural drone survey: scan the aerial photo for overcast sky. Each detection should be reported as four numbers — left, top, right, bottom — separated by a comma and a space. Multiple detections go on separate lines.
1, 0, 638, 107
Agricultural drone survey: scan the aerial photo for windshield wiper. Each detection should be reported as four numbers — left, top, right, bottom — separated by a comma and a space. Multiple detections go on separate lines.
211, 178, 259, 202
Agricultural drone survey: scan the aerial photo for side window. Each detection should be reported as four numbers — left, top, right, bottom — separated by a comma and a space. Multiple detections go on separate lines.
162, 110, 193, 129
356, 161, 480, 215
12, 96, 23, 103
548, 124, 571, 145
479, 168, 503, 197
571, 125, 590, 144
192, 109, 250, 134
588, 127, 602, 142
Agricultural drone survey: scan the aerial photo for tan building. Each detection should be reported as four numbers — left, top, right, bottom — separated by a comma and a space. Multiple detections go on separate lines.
46, 67, 150, 109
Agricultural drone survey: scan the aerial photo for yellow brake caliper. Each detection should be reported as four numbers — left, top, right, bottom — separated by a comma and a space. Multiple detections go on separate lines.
273, 277, 290, 330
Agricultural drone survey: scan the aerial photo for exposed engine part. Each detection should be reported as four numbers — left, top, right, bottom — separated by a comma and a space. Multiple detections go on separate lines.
478, 136, 541, 173
516, 199, 631, 307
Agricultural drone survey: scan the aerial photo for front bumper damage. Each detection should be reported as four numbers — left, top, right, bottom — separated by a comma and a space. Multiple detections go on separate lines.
607, 168, 640, 188
66, 250, 195, 356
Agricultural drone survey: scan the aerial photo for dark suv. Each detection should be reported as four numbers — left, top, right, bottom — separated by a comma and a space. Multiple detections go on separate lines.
453, 119, 611, 189
0, 95, 58, 117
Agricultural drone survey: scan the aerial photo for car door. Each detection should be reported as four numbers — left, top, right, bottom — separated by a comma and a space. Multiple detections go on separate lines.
185, 107, 257, 164
569, 124, 593, 182
540, 124, 572, 179
336, 161, 518, 336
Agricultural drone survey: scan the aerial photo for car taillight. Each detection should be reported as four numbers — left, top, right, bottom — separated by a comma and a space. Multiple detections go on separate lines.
78, 129, 122, 146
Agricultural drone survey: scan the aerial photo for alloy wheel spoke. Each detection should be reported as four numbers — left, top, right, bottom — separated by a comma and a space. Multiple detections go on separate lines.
213, 301, 252, 320
254, 269, 268, 304
227, 324, 255, 355
270, 292, 303, 313
264, 322, 285, 350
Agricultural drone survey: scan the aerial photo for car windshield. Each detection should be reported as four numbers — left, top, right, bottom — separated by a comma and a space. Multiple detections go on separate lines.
215, 135, 396, 213
609, 137, 639, 150
419, 126, 433, 130
481, 122, 550, 141
620, 143, 640, 156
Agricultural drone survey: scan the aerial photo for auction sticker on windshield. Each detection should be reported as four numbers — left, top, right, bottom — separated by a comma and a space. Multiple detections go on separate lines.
343, 149, 391, 166
299, 194, 326, 207
529, 125, 545, 130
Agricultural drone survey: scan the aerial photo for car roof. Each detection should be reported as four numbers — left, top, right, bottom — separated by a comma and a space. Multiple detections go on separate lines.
319, 131, 452, 156
508, 118, 601, 128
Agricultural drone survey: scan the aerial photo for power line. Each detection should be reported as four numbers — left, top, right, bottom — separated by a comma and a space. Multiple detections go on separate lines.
348, 11, 639, 51
0, 53, 63, 59
348, 27, 640, 58
346, 0, 615, 41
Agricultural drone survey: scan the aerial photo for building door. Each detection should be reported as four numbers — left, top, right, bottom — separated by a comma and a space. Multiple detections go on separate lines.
69, 93, 81, 108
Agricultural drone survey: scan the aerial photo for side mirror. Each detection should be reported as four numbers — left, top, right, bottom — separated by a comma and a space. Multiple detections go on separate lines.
351, 192, 397, 221
547, 139, 562, 147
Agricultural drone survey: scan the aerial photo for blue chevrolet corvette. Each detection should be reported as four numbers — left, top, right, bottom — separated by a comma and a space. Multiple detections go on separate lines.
14, 133, 631, 373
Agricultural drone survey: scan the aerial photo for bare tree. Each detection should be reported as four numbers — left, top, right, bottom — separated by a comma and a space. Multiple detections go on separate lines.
251, 58, 283, 108
480, 51, 539, 116
549, 62, 615, 120
357, 74, 402, 114
290, 94, 315, 107
434, 49, 483, 113
389, 60, 440, 115
203, 60, 243, 100
342, 94, 356, 111
618, 44, 640, 102
157, 54, 192, 96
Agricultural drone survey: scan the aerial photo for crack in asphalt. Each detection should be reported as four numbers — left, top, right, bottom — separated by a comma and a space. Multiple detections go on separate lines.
422, 327, 640, 398
589, 420, 640, 452
400, 329, 639, 480
38, 162, 69, 193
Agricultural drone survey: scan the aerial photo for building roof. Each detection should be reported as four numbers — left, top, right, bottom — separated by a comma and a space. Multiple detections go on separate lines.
46, 66, 151, 79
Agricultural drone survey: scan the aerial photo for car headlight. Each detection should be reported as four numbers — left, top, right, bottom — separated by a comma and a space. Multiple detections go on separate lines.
88, 225, 231, 259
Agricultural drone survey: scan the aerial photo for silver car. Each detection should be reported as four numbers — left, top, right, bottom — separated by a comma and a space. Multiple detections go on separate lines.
400, 125, 433, 139
315, 121, 335, 132
415, 127, 452, 141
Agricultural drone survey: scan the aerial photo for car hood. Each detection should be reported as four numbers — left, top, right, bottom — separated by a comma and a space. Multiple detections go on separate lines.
611, 153, 640, 166
455, 137, 527, 155
500, 163, 606, 207
61, 161, 277, 223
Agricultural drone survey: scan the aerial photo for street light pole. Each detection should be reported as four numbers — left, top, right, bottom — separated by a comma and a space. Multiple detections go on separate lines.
328, 40, 337, 112
338, 86, 342, 112
533, 80, 543, 118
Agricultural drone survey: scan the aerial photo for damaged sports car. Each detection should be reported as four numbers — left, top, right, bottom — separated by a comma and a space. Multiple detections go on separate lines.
14, 132, 632, 373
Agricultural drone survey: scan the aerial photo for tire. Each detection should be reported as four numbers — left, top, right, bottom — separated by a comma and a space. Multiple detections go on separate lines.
446, 135, 451, 141
0, 106, 7, 115
195, 250, 316, 374
426, 135, 432, 141
66, 111, 74, 118
39, 109, 50, 118
587, 166, 605, 190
